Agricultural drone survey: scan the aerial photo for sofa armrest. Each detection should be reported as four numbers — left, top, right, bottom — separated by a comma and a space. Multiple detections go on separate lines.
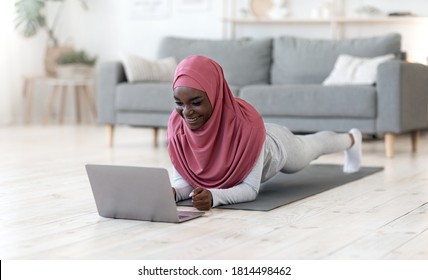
96, 61, 127, 124
376, 60, 428, 133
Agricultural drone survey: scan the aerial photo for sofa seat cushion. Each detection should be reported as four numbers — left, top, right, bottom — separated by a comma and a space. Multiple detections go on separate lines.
271, 33, 401, 85
116, 82, 174, 112
158, 37, 272, 87
239, 85, 376, 118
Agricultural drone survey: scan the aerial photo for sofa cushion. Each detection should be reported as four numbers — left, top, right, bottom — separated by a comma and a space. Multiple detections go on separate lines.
323, 53, 395, 85
120, 53, 177, 82
157, 36, 272, 87
271, 33, 401, 85
239, 85, 376, 118
116, 83, 174, 112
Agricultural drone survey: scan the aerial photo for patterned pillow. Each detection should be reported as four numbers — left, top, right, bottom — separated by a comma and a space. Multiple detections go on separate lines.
120, 53, 177, 82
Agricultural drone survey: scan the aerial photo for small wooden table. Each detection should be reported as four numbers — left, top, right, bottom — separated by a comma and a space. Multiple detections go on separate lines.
23, 76, 97, 124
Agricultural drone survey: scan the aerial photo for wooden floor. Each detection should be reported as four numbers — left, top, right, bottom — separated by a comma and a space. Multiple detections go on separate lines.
1, 125, 427, 260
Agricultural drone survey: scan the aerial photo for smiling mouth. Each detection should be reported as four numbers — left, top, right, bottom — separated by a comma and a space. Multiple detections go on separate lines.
185, 117, 199, 123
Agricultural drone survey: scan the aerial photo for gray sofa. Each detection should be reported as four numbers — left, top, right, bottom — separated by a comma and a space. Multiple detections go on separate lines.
97, 33, 428, 157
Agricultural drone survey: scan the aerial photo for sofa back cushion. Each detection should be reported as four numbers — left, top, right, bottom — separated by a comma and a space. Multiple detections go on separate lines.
271, 33, 401, 85
158, 37, 272, 87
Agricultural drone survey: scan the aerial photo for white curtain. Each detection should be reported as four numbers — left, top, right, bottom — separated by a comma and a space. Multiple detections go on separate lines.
0, 1, 46, 125
0, 1, 14, 125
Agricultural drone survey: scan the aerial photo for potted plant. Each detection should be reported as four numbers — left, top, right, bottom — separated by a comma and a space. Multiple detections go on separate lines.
56, 50, 97, 79
14, 0, 89, 76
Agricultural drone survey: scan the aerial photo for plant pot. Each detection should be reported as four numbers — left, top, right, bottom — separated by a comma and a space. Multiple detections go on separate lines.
56, 64, 94, 79
45, 46, 74, 76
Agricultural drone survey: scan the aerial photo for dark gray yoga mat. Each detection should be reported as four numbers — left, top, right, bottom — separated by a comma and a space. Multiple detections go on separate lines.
177, 164, 383, 211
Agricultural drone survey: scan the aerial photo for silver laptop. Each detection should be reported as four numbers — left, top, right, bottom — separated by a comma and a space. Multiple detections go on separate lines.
85, 164, 204, 223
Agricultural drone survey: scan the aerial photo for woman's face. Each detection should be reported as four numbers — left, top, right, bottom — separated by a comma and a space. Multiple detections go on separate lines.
173, 86, 213, 130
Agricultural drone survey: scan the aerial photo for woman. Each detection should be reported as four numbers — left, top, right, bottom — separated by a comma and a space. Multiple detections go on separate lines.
167, 55, 362, 211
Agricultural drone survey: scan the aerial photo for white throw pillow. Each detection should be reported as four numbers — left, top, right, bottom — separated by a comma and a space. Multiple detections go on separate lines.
120, 53, 177, 83
323, 54, 395, 85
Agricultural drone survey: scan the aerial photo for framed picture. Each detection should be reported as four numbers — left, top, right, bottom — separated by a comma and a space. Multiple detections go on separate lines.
130, 0, 171, 19
176, 0, 210, 12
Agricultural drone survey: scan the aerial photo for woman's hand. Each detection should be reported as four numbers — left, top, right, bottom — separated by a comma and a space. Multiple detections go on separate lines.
191, 188, 212, 211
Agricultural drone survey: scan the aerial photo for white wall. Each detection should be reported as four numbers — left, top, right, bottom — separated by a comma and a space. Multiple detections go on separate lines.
69, 0, 224, 63
2, 0, 428, 125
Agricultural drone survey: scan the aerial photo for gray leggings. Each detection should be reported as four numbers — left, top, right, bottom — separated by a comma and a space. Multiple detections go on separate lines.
262, 123, 352, 181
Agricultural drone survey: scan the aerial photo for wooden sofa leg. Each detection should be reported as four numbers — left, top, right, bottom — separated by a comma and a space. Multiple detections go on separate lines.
411, 130, 419, 153
107, 124, 114, 147
385, 133, 395, 158
153, 127, 159, 148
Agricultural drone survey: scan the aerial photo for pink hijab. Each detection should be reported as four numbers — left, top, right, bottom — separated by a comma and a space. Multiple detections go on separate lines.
167, 55, 266, 189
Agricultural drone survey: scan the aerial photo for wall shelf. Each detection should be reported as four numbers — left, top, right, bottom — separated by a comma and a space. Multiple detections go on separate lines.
222, 0, 428, 39
223, 16, 428, 39
225, 16, 428, 24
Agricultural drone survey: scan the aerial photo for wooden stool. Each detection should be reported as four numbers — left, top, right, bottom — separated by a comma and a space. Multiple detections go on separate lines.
23, 76, 97, 124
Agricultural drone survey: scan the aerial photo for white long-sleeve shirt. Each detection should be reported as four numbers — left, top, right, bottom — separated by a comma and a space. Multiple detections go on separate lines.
173, 148, 265, 207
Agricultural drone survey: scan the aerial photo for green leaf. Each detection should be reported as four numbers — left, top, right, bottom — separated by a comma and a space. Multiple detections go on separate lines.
14, 0, 46, 37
